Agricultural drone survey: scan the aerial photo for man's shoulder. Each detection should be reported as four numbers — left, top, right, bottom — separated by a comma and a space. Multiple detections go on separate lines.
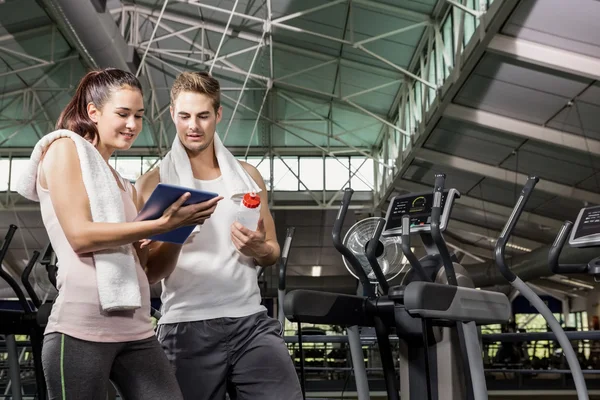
238, 160, 258, 177
135, 166, 160, 193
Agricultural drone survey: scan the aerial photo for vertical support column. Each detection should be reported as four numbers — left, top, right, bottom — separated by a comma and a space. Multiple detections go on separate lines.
6, 335, 22, 400
347, 326, 370, 400
269, 89, 275, 207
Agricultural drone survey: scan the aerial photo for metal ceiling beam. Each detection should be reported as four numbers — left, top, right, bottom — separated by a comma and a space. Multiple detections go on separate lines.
488, 34, 600, 81
0, 25, 53, 44
444, 104, 600, 157
416, 148, 600, 204
393, 179, 563, 230
375, 0, 520, 210
0, 146, 371, 157
119, 5, 403, 80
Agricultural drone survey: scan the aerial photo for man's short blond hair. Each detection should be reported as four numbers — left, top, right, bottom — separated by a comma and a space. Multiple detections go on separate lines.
170, 71, 220, 113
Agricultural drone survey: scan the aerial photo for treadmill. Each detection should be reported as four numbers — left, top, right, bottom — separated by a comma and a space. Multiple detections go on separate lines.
284, 174, 511, 400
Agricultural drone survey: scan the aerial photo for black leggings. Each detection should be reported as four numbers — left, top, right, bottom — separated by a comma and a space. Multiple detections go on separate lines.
42, 333, 183, 400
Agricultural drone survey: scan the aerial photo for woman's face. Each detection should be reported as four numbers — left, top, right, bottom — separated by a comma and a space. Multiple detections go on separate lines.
87, 86, 144, 157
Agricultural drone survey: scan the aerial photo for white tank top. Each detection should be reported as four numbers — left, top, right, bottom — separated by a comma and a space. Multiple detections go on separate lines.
158, 175, 266, 323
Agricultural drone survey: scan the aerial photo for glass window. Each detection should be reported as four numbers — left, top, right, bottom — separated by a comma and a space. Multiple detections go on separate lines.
299, 158, 323, 191
10, 159, 29, 192
325, 157, 350, 191
114, 157, 142, 181
414, 82, 422, 123
442, 13, 454, 76
463, 0, 476, 46
404, 101, 412, 138
428, 50, 436, 107
0, 159, 9, 191
142, 157, 161, 175
273, 157, 298, 191
350, 157, 374, 191
245, 156, 272, 190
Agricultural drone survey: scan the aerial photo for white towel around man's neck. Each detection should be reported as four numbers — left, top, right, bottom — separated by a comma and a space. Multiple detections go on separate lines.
159, 132, 261, 230
16, 130, 141, 312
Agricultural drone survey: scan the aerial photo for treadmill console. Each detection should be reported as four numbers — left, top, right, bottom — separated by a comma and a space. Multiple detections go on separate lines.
382, 189, 460, 237
569, 205, 600, 248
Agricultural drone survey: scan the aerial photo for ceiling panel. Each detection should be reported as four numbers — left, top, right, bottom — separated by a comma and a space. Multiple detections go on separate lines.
518, 138, 600, 169
365, 0, 437, 15
579, 83, 600, 107
403, 159, 482, 194
500, 149, 595, 186
577, 172, 600, 192
502, 0, 600, 58
546, 100, 600, 141
426, 117, 524, 165
475, 53, 591, 98
455, 74, 568, 125
532, 195, 587, 222
467, 177, 554, 211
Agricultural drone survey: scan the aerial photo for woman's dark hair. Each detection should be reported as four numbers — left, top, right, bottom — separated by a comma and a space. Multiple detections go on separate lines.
56, 68, 143, 142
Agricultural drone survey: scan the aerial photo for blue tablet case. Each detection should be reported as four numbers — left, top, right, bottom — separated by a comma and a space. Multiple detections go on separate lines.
135, 183, 219, 244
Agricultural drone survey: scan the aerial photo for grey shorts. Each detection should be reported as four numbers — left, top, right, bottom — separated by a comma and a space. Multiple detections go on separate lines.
157, 311, 303, 400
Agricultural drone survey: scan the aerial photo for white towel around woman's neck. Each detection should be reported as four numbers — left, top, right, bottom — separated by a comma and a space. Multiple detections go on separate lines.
16, 129, 141, 312
159, 132, 261, 230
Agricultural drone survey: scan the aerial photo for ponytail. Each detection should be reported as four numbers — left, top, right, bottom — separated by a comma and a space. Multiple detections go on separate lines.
56, 68, 143, 142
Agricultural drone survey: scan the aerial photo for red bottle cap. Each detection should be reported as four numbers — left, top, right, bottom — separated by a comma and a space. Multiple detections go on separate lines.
242, 192, 261, 209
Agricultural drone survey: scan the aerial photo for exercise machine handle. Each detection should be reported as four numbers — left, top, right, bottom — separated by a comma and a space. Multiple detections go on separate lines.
279, 227, 296, 292
0, 225, 33, 313
430, 174, 458, 286
494, 176, 539, 283
0, 224, 16, 261
365, 218, 389, 294
549, 221, 588, 274
22, 251, 42, 309
333, 188, 375, 297
401, 215, 431, 282
493, 176, 589, 399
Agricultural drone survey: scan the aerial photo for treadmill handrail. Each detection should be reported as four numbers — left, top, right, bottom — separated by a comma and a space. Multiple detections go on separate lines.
430, 174, 458, 287
333, 188, 375, 297
365, 218, 390, 294
549, 221, 588, 274
494, 176, 538, 282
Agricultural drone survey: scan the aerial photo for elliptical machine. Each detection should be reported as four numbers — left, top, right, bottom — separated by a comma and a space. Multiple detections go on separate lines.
494, 176, 589, 400
284, 173, 511, 399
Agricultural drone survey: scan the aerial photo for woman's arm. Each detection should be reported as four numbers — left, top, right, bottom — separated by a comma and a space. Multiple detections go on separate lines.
42, 138, 219, 255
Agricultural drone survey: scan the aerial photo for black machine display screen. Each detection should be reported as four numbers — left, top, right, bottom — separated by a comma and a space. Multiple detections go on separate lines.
573, 207, 600, 240
385, 191, 448, 231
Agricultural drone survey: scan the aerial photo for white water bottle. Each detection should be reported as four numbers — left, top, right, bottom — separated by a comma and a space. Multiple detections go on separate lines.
236, 192, 261, 231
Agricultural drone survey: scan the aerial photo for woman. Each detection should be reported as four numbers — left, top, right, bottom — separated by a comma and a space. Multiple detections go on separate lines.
25, 68, 221, 399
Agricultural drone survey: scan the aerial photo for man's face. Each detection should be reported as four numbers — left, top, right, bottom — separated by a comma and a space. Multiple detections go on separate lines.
170, 91, 222, 154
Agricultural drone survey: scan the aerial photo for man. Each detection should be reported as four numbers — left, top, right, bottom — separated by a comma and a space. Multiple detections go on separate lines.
136, 71, 303, 400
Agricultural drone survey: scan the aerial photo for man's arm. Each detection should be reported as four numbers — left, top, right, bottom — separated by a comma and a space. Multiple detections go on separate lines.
135, 168, 184, 284
234, 162, 280, 266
